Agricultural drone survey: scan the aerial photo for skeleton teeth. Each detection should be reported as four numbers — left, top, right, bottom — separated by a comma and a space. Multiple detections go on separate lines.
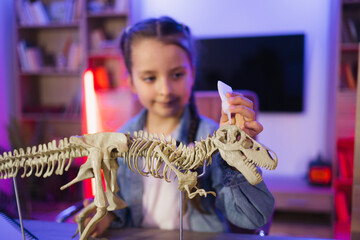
161, 134, 166, 141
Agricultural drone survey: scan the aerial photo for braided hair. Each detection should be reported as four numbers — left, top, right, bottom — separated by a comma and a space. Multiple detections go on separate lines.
187, 91, 200, 144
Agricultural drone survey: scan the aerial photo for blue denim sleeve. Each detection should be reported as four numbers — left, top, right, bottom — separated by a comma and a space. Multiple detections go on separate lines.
110, 207, 129, 229
211, 153, 275, 229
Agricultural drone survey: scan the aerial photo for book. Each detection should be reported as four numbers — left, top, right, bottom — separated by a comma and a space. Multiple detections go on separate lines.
0, 212, 38, 240
343, 62, 357, 89
342, 18, 352, 43
23, 1, 35, 25
26, 47, 43, 71
346, 18, 358, 43
17, 41, 29, 71
67, 42, 81, 70
73, 0, 84, 21
31, 1, 50, 25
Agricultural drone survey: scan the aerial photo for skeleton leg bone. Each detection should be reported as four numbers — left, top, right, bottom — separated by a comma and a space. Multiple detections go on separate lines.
80, 205, 107, 240
102, 158, 127, 211
59, 149, 109, 240
60, 157, 95, 190
73, 201, 97, 238
80, 150, 109, 240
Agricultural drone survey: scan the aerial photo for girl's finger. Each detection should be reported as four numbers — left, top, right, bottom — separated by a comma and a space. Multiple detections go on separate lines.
229, 105, 255, 121
244, 121, 264, 137
226, 92, 253, 109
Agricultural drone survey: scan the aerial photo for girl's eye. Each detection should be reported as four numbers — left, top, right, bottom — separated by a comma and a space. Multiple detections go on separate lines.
143, 76, 156, 82
172, 72, 185, 79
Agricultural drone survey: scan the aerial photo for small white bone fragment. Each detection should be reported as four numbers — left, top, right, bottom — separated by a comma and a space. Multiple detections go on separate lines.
217, 80, 233, 124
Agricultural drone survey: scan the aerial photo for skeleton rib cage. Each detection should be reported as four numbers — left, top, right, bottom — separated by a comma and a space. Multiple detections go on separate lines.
122, 130, 217, 182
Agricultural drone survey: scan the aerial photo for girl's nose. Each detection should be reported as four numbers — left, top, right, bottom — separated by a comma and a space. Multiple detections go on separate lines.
158, 78, 172, 95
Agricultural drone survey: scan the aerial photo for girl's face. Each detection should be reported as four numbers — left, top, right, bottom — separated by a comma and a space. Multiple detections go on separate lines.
129, 38, 194, 119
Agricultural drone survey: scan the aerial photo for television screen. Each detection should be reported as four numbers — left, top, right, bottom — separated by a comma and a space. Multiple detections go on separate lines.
194, 34, 305, 112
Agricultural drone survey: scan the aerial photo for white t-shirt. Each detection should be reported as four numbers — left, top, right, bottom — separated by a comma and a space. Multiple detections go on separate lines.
141, 127, 190, 230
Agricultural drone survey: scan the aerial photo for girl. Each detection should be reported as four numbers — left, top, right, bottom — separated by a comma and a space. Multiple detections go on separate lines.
86, 16, 274, 237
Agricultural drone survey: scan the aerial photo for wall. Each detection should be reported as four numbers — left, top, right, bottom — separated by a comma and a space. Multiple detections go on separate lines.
130, 0, 339, 178
0, 0, 14, 194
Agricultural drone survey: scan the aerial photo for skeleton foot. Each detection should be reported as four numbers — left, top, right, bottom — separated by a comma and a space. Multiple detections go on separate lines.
73, 202, 97, 238
79, 206, 108, 240
184, 185, 216, 199
188, 187, 216, 199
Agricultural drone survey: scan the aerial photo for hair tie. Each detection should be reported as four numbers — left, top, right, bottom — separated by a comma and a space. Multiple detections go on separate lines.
180, 23, 189, 34
125, 26, 131, 34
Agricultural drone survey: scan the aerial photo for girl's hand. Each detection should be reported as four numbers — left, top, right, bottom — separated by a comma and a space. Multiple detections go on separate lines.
219, 92, 263, 138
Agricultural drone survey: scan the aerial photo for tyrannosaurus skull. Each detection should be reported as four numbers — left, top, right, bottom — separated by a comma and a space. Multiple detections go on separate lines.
213, 125, 278, 185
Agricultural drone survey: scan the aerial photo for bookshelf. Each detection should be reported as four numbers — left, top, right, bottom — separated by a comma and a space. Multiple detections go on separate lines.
13, 0, 130, 141
333, 0, 360, 237
338, 0, 358, 139
14, 0, 85, 146
12, 0, 130, 216
339, 1, 359, 93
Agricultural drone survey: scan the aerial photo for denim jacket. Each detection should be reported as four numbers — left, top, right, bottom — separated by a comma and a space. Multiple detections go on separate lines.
111, 105, 275, 232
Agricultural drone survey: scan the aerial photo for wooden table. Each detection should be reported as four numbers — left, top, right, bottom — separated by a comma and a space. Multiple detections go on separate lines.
21, 220, 335, 240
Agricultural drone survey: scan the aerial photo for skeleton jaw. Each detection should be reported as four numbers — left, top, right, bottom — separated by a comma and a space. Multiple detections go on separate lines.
247, 148, 278, 170
218, 149, 263, 185
241, 151, 277, 185
241, 143, 278, 185
214, 125, 278, 185
243, 158, 263, 184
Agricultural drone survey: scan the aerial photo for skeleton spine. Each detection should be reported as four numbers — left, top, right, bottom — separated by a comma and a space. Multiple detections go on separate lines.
0, 138, 88, 179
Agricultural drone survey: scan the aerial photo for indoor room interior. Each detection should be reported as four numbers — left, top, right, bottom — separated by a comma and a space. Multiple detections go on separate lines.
0, 0, 359, 239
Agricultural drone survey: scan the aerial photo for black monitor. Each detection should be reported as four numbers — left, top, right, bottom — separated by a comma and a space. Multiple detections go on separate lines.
194, 34, 305, 112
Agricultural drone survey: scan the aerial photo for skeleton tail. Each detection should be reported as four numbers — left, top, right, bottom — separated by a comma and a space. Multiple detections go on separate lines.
119, 131, 218, 181
0, 138, 88, 179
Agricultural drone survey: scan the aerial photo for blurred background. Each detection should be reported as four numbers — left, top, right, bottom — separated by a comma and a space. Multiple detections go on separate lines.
0, 0, 358, 239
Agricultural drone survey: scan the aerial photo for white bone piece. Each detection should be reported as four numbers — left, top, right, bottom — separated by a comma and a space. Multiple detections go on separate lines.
217, 80, 233, 124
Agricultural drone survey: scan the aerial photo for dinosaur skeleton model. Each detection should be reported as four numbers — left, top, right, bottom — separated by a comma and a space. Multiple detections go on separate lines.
0, 124, 277, 240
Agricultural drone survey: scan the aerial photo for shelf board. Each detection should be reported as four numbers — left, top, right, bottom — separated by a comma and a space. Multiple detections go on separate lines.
341, 43, 360, 52
18, 22, 80, 30
20, 69, 81, 76
337, 88, 357, 97
87, 11, 128, 18
22, 113, 81, 123
88, 48, 122, 58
